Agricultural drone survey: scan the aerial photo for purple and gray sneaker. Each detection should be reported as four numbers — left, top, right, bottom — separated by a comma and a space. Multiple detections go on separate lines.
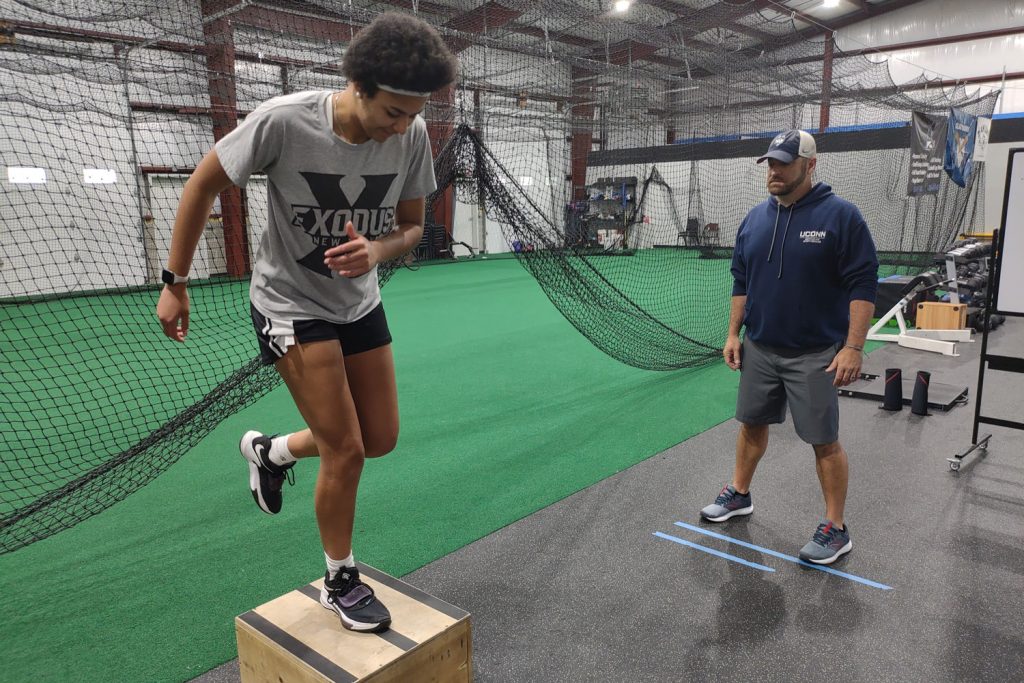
700, 484, 753, 522
320, 566, 391, 633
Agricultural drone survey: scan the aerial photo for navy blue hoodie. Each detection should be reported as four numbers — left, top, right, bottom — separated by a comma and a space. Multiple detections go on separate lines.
731, 182, 878, 349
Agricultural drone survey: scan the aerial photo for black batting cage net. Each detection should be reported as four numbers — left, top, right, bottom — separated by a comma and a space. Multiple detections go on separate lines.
1, 0, 994, 552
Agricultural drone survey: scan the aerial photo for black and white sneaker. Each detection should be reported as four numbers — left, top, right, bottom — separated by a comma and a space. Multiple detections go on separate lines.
239, 431, 294, 515
320, 567, 392, 633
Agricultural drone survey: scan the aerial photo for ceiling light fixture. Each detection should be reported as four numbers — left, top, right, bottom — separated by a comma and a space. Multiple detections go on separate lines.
614, 0, 631, 13
822, 0, 840, 7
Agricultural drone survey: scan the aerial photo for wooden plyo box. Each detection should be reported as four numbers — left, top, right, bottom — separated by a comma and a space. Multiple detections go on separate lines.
236, 563, 471, 683
916, 302, 967, 330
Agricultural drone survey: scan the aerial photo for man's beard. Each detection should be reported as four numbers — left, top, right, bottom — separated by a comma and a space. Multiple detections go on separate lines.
768, 164, 808, 196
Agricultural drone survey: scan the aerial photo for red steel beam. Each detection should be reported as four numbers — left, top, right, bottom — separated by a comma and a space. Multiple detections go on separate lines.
724, 21, 777, 44
426, 85, 457, 236
201, 0, 248, 277
3, 18, 204, 54
512, 24, 595, 48
820, 31, 834, 133
444, 1, 521, 33
374, 0, 454, 16
570, 66, 597, 201
130, 102, 254, 117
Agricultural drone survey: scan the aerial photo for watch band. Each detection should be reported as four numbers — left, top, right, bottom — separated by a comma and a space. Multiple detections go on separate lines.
161, 268, 190, 285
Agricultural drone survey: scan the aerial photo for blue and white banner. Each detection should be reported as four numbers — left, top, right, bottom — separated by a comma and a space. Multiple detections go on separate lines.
943, 108, 977, 188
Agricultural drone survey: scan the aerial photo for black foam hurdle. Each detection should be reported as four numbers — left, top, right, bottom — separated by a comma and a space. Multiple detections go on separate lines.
911, 370, 931, 416
882, 368, 903, 411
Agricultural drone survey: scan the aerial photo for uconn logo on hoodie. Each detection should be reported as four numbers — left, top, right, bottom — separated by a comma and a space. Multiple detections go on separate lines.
800, 229, 828, 244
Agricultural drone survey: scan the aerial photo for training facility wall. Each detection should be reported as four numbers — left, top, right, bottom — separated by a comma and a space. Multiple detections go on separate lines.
838, 0, 1024, 92
587, 134, 997, 251
982, 135, 1024, 232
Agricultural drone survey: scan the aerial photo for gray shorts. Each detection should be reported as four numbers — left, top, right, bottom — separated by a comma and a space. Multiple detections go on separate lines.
736, 338, 841, 445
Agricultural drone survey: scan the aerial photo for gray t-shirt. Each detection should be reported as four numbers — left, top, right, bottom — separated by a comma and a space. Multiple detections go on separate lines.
215, 90, 436, 323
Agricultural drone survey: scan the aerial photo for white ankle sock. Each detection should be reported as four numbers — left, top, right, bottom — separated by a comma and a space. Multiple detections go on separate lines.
325, 551, 356, 579
268, 434, 297, 467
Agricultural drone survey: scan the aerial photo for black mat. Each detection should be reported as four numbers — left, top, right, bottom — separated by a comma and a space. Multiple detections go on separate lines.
838, 373, 969, 412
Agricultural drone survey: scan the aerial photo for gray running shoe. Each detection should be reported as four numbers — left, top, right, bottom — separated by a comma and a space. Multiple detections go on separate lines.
799, 520, 852, 564
700, 484, 753, 522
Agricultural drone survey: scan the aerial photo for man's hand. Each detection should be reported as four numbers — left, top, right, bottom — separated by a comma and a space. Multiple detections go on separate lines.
156, 284, 190, 342
723, 335, 742, 370
324, 222, 380, 278
826, 346, 862, 387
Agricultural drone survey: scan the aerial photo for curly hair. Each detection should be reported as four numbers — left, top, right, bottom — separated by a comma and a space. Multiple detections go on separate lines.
342, 13, 458, 97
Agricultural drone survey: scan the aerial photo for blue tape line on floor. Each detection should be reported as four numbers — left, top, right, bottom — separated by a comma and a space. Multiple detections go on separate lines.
673, 521, 893, 590
653, 531, 775, 572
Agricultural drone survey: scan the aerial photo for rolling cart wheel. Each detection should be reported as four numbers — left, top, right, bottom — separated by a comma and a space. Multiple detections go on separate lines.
949, 460, 961, 472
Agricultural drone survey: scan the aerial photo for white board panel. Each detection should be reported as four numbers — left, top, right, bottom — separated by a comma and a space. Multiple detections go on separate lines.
996, 149, 1024, 314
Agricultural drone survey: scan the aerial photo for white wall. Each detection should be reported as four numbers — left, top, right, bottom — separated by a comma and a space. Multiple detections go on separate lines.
0, 2, 220, 298
983, 141, 1024, 232
836, 1, 1024, 115
126, 49, 209, 109
0, 52, 146, 298
837, 0, 1024, 51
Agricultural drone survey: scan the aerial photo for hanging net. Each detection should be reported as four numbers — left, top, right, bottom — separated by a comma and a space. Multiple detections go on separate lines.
1, 0, 996, 553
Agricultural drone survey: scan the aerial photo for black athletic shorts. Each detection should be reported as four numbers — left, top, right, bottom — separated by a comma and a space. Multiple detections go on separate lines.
250, 302, 392, 365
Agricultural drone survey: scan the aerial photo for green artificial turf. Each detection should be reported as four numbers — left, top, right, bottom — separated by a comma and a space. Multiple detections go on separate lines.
0, 258, 740, 682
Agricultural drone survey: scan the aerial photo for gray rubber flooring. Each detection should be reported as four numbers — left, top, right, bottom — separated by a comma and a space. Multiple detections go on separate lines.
194, 318, 1024, 682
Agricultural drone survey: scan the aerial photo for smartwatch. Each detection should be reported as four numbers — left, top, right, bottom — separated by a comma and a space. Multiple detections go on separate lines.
161, 268, 190, 286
